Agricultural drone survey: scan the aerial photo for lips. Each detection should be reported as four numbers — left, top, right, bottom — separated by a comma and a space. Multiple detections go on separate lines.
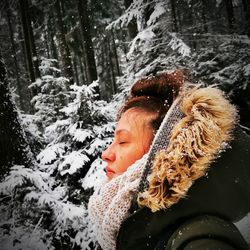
106, 166, 115, 174
105, 166, 115, 179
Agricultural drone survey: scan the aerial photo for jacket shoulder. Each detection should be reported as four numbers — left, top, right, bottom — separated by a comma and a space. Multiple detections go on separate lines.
155, 215, 250, 250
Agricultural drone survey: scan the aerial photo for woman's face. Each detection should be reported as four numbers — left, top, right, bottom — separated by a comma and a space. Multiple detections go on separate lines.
102, 109, 155, 180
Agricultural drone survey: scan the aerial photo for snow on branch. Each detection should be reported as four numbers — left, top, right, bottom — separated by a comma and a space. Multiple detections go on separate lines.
58, 150, 90, 176
25, 189, 87, 233
106, 0, 166, 30
146, 1, 165, 26
168, 32, 191, 57
0, 165, 51, 195
37, 143, 67, 165
127, 26, 156, 58
81, 158, 107, 190
106, 0, 145, 30
68, 123, 93, 142
61, 81, 98, 116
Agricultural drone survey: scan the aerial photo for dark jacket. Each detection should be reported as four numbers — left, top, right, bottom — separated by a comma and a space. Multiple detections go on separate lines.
116, 128, 250, 250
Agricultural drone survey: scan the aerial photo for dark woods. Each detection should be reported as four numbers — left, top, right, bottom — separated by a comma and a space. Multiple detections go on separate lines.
1, 0, 250, 109
0, 0, 250, 249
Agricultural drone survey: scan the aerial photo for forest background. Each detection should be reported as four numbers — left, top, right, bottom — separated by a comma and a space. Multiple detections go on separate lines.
0, 0, 250, 249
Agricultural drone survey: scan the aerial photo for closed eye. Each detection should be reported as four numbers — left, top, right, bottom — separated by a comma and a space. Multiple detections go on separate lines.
119, 141, 127, 145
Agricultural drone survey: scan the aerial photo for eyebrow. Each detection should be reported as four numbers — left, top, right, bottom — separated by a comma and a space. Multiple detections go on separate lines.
115, 129, 131, 135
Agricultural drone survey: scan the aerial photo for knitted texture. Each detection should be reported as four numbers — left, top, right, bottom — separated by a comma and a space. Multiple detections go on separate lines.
138, 96, 184, 194
88, 155, 147, 250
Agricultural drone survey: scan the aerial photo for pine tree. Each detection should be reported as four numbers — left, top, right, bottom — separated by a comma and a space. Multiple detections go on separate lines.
54, 0, 74, 86
0, 52, 34, 176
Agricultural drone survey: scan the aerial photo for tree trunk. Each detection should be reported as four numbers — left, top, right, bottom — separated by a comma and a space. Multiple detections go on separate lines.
48, 16, 59, 63
99, 42, 107, 100
5, 0, 24, 110
80, 44, 90, 85
17, 18, 33, 114
111, 29, 121, 77
54, 0, 74, 85
170, 0, 178, 32
77, 0, 99, 95
0, 53, 34, 177
19, 0, 40, 81
77, 42, 88, 85
19, 0, 36, 93
104, 39, 113, 100
124, 0, 138, 39
28, 13, 40, 80
187, 2, 197, 49
73, 56, 79, 85
44, 27, 50, 58
176, 1, 182, 32
224, 0, 235, 32
201, 0, 208, 33
77, 55, 86, 84
107, 36, 116, 94
242, 0, 250, 36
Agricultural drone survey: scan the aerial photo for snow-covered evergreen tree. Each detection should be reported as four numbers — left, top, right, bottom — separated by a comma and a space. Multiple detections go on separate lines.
0, 80, 117, 249
29, 57, 68, 131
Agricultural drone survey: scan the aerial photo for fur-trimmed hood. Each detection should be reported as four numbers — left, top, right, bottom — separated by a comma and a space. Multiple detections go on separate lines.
138, 86, 237, 212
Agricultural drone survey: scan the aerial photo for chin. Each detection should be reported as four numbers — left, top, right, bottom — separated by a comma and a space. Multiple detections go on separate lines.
106, 171, 114, 180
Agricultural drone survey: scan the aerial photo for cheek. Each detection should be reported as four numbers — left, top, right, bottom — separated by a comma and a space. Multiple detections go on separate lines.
143, 138, 152, 152
136, 137, 151, 156
115, 138, 151, 174
129, 144, 146, 163
116, 147, 138, 172
117, 156, 129, 173
118, 155, 124, 161
141, 130, 154, 153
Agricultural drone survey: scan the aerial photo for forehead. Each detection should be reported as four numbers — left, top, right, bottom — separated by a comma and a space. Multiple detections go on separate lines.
116, 108, 154, 132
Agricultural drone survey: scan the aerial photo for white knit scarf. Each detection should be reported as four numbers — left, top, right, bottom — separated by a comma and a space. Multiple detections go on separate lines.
88, 154, 147, 250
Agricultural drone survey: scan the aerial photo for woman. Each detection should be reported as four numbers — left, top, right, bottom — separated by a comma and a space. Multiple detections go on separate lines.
88, 70, 250, 250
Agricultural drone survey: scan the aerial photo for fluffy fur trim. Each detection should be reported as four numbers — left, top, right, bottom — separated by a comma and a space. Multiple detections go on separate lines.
138, 87, 237, 212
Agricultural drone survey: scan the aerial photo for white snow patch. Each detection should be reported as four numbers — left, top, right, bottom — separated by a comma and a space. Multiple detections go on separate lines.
82, 158, 107, 190
147, 2, 165, 26
58, 151, 89, 175
0, 165, 51, 195
86, 138, 109, 155
69, 123, 93, 142
168, 33, 191, 57
243, 64, 250, 76
37, 143, 66, 164
127, 27, 156, 58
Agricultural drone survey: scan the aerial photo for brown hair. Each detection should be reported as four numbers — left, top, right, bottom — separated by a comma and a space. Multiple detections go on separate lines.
118, 70, 184, 130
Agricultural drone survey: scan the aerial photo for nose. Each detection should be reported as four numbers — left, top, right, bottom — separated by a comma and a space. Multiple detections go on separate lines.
101, 144, 116, 162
